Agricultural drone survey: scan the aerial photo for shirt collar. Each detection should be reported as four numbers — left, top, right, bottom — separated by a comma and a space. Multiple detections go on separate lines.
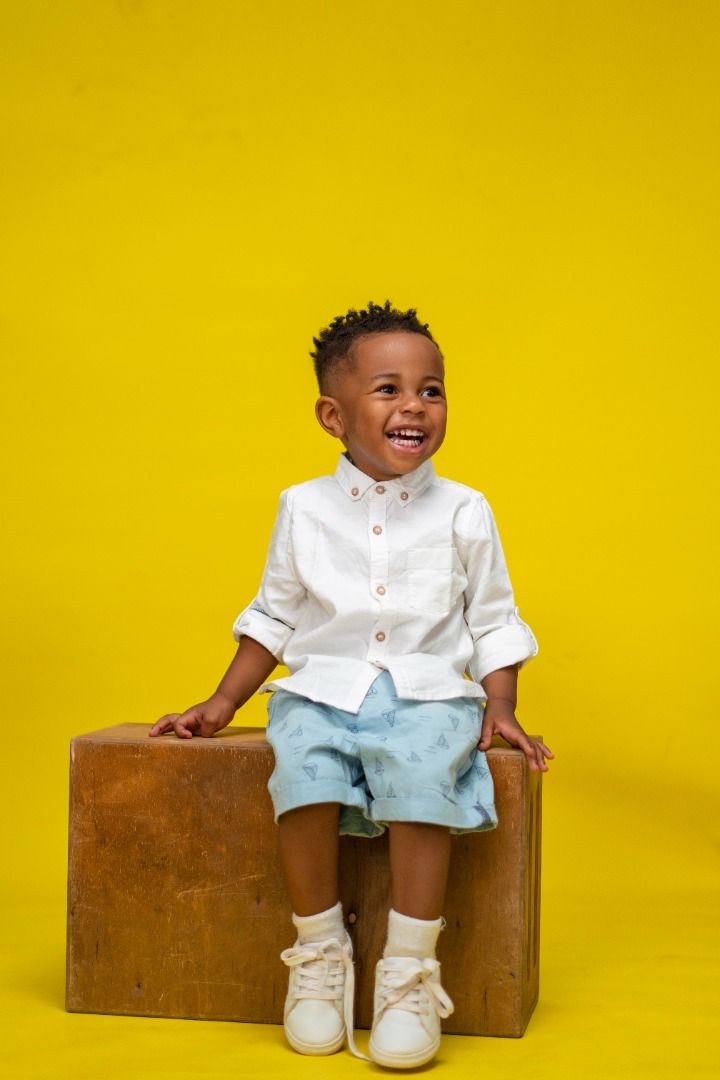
334, 453, 436, 506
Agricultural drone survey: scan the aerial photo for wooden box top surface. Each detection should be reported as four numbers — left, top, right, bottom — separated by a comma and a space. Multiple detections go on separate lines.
71, 723, 541, 753
71, 723, 269, 750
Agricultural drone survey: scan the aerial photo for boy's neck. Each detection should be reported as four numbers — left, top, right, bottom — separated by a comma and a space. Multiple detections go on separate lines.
344, 451, 402, 482
343, 450, 431, 484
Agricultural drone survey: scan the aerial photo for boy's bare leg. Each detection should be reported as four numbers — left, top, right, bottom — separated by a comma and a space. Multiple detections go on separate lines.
277, 802, 341, 915
388, 821, 452, 920
373, 824, 452, 1066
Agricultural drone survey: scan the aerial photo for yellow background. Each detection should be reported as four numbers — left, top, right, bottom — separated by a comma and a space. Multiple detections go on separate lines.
2, 1, 717, 1077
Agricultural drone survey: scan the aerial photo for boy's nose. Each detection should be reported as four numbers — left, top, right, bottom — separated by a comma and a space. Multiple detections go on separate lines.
400, 394, 425, 413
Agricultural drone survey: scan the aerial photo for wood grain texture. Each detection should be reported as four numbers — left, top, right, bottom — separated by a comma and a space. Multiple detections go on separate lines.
66, 724, 542, 1036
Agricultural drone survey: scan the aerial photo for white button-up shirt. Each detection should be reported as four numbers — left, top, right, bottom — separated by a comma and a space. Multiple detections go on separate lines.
232, 454, 538, 714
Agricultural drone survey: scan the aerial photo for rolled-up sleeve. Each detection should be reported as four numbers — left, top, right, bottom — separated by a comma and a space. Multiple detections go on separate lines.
459, 497, 539, 684
232, 490, 306, 661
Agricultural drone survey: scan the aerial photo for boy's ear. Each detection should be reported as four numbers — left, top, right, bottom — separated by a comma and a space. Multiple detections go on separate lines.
315, 396, 345, 439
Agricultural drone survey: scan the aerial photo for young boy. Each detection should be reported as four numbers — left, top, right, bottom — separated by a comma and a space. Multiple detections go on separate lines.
149, 300, 554, 1069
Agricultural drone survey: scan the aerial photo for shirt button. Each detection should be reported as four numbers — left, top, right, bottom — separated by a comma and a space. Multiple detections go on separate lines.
351, 487, 359, 496
400, 491, 409, 501
376, 585, 386, 596
372, 525, 383, 535
375, 631, 386, 642
375, 485, 385, 494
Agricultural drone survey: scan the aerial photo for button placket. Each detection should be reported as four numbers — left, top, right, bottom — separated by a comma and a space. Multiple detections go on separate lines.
368, 486, 389, 657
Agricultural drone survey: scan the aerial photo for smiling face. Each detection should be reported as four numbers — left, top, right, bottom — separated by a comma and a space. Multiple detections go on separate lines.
315, 331, 447, 481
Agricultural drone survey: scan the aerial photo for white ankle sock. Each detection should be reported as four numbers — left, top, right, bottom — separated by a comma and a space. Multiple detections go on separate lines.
292, 900, 345, 945
383, 907, 445, 959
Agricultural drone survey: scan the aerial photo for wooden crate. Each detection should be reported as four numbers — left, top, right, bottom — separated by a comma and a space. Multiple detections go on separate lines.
66, 723, 542, 1037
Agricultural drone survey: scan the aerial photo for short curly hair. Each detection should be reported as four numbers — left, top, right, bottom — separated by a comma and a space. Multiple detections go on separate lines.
310, 299, 443, 392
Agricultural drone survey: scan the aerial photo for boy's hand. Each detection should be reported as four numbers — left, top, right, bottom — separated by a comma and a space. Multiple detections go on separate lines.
148, 691, 238, 739
477, 699, 554, 772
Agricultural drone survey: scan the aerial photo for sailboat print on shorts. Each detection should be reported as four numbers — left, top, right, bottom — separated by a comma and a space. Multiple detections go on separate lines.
424, 732, 450, 755
382, 710, 396, 727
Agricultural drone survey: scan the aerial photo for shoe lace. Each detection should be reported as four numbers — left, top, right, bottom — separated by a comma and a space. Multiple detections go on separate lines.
280, 935, 370, 1061
374, 957, 455, 1021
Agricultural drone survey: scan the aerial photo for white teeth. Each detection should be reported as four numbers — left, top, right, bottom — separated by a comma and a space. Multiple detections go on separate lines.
386, 427, 425, 449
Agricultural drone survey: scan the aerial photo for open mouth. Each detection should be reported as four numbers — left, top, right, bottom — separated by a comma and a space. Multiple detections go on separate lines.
385, 427, 427, 449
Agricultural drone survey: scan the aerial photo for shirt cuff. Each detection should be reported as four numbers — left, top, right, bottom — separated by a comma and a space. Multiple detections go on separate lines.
467, 614, 539, 685
232, 603, 294, 660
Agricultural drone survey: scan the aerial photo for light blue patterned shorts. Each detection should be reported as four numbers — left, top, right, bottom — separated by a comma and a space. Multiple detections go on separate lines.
265, 670, 498, 838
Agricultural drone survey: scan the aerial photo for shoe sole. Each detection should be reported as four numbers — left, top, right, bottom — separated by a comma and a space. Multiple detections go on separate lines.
285, 1027, 346, 1056
368, 1036, 440, 1069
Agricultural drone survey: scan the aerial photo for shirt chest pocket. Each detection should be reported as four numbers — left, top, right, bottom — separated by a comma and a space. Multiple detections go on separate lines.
405, 547, 468, 615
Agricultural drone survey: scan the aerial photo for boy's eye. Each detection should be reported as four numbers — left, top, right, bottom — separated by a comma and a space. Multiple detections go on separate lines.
421, 386, 443, 397
376, 384, 397, 394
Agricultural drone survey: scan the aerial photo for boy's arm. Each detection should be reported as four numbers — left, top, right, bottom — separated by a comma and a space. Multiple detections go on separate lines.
216, 636, 279, 709
232, 489, 307, 659
149, 636, 278, 739
458, 497, 552, 770
478, 662, 554, 772
151, 490, 299, 741
460, 496, 538, 685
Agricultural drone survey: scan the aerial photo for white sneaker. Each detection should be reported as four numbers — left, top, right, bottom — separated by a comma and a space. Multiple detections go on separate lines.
280, 931, 365, 1057
369, 956, 455, 1069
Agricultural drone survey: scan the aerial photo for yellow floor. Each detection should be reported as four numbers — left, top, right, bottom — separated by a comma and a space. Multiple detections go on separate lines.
4, 886, 716, 1080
